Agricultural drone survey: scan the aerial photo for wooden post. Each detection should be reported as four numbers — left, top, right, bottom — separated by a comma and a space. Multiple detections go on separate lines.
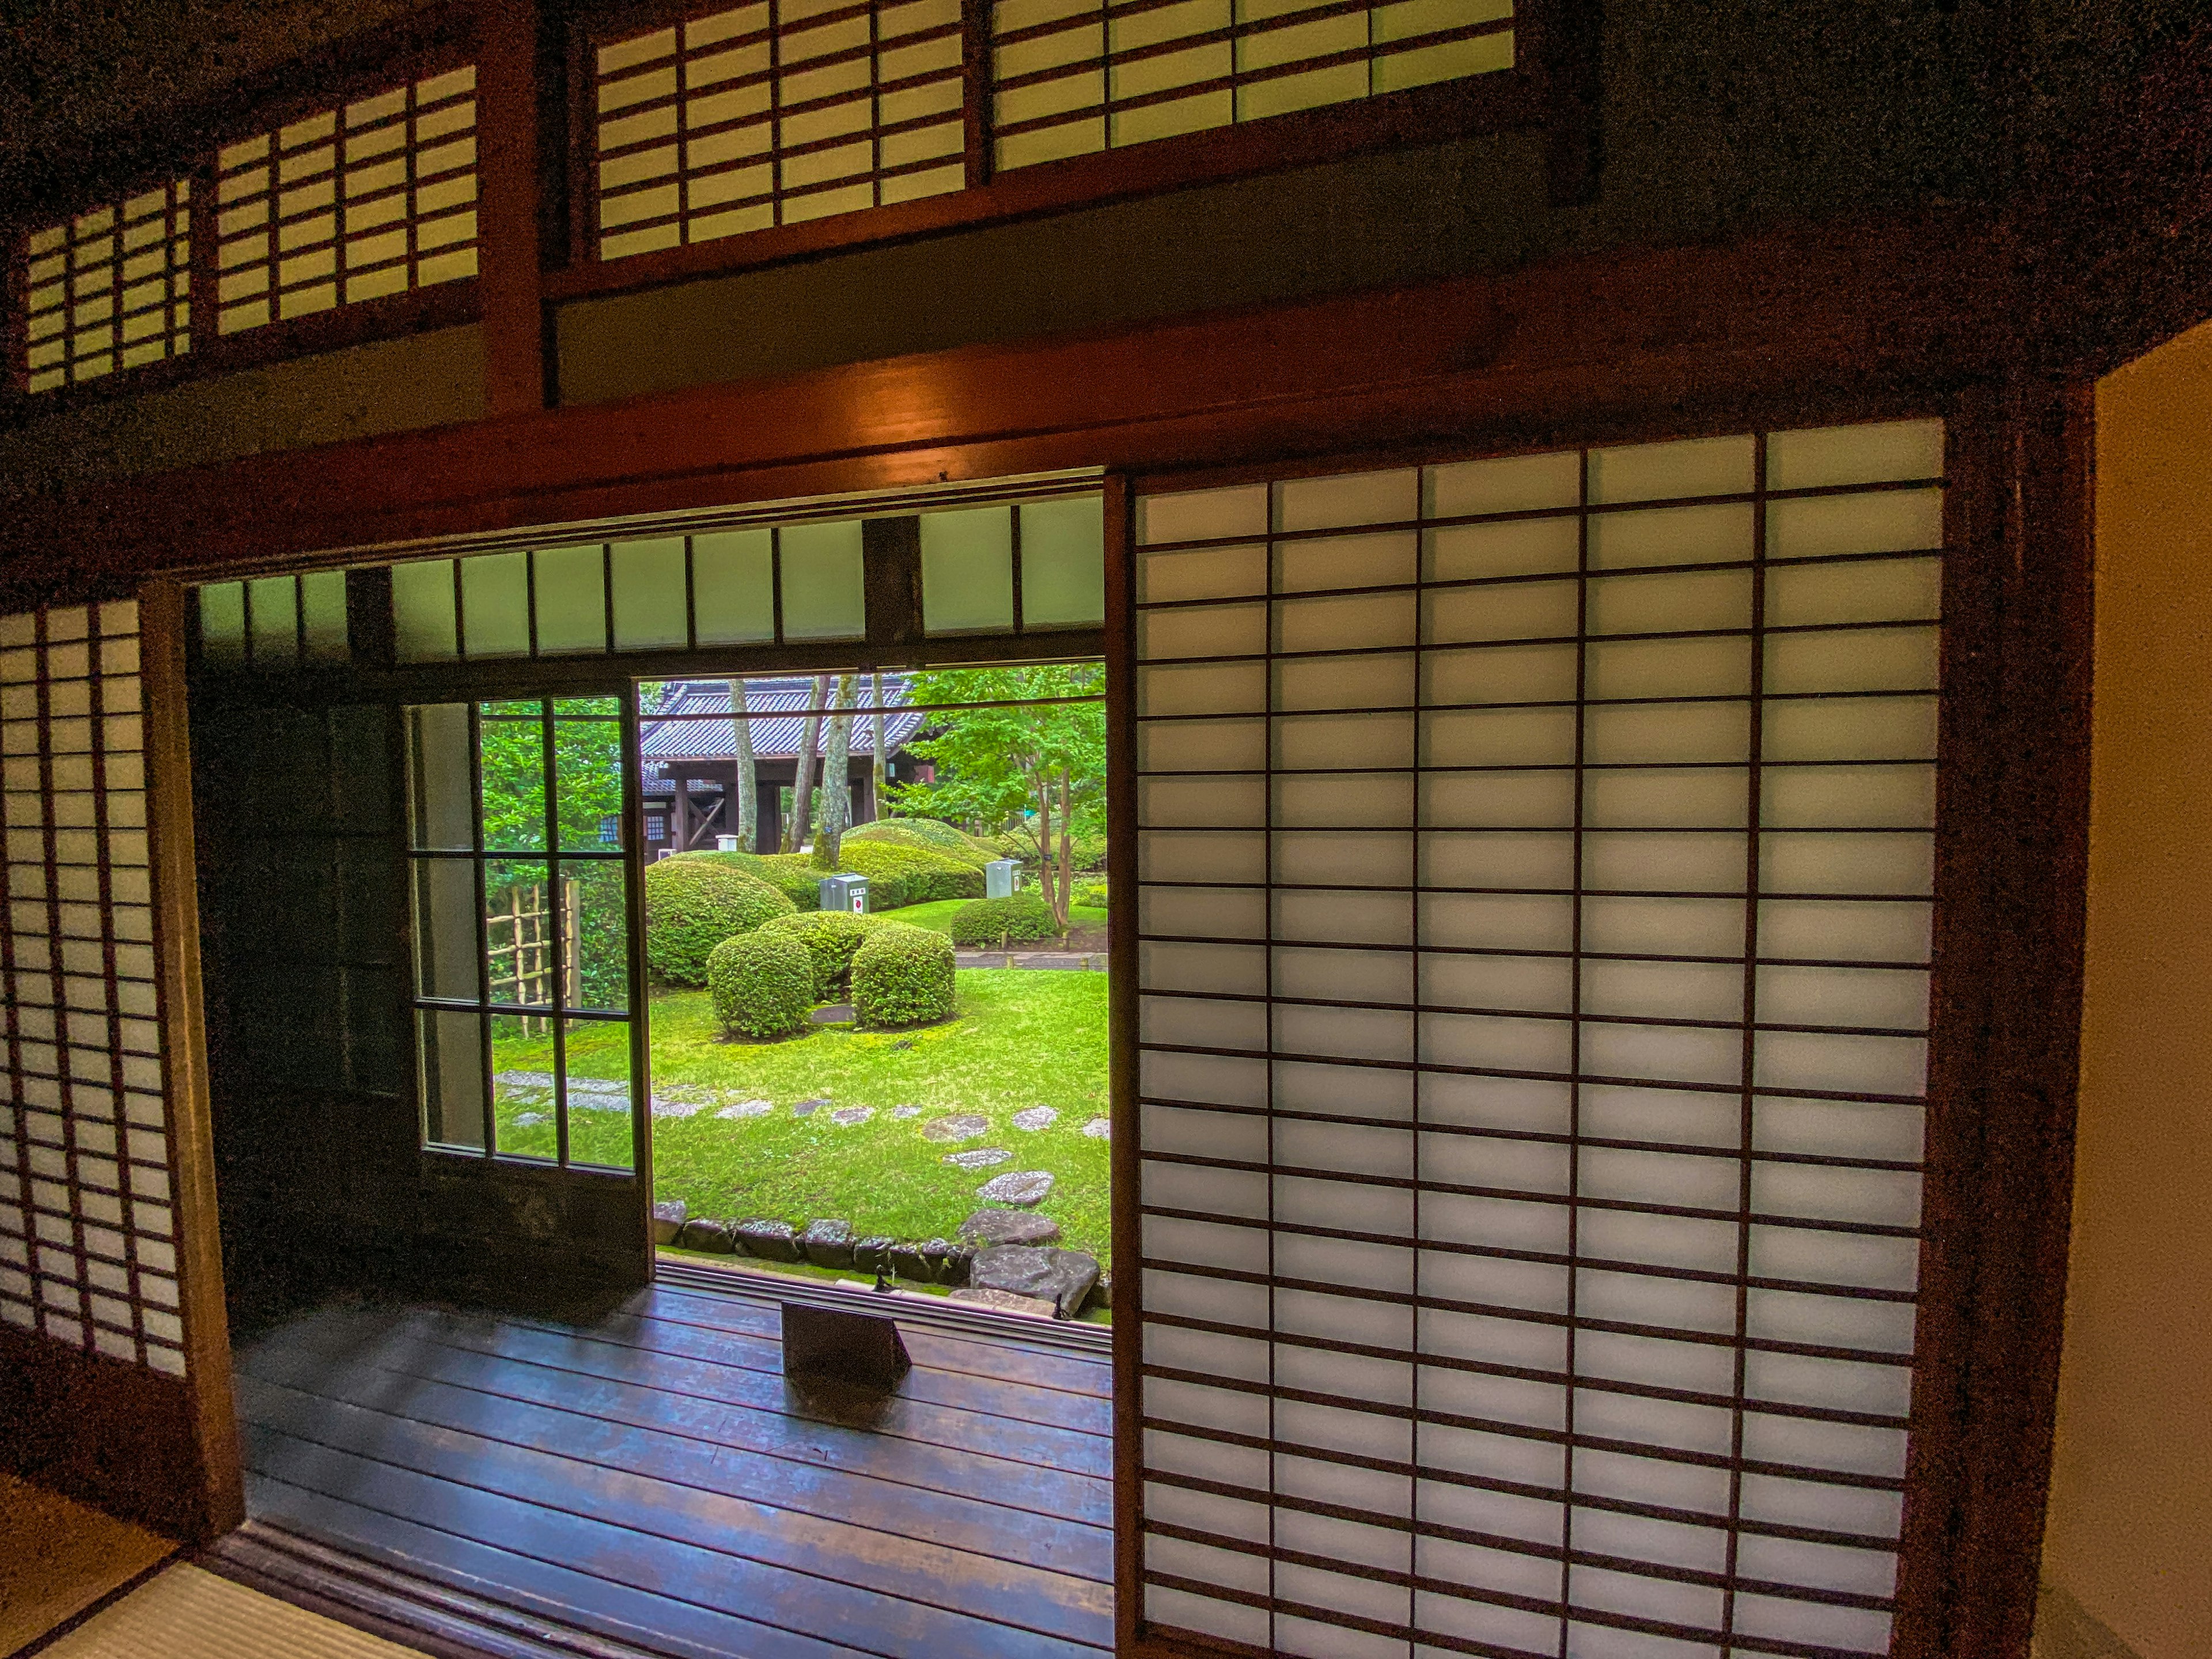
477, 0, 547, 416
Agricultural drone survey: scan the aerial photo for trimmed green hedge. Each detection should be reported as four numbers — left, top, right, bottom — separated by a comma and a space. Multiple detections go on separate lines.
846, 817, 997, 867
852, 922, 956, 1028
695, 850, 823, 910
757, 909, 881, 999
949, 892, 1060, 947
833, 840, 984, 908
707, 929, 815, 1039
644, 856, 797, 985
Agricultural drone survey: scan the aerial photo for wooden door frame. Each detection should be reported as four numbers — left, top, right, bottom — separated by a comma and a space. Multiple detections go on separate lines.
42, 218, 2107, 1644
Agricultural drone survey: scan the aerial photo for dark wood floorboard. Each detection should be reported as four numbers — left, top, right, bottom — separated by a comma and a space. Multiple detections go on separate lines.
234, 1291, 1114, 1659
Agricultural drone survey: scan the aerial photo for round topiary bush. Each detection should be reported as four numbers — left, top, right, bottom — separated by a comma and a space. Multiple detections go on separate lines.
831, 840, 985, 908
645, 856, 797, 984
707, 929, 816, 1039
852, 922, 956, 1028
846, 818, 995, 868
696, 850, 823, 910
758, 909, 883, 999
948, 892, 1059, 947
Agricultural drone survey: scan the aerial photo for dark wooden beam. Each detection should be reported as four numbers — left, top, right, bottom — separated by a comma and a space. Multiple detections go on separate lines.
477, 0, 549, 417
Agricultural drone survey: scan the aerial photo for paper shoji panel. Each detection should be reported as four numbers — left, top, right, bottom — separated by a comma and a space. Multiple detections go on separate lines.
0, 603, 185, 1377
993, 0, 1513, 171
215, 65, 479, 335
20, 184, 192, 394
593, 0, 966, 262
1133, 419, 1945, 1658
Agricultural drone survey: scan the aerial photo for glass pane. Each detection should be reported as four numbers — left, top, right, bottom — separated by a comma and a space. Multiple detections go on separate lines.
406, 703, 475, 850
535, 543, 608, 654
921, 506, 1014, 634
611, 537, 689, 650
392, 559, 458, 662
561, 859, 629, 1013
419, 1007, 485, 1149
301, 569, 349, 661
491, 1012, 558, 1162
478, 703, 547, 851
1021, 495, 1108, 627
779, 520, 866, 639
248, 575, 297, 666
563, 1017, 634, 1171
556, 714, 624, 852
692, 528, 775, 643
460, 551, 531, 657
198, 582, 246, 666
412, 856, 482, 1000
486, 858, 556, 1009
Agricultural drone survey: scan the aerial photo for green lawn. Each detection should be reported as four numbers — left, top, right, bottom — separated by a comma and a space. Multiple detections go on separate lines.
884, 898, 1107, 936
490, 967, 1112, 1264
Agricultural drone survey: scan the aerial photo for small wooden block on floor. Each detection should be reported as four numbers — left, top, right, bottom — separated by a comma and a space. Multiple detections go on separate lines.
782, 1301, 911, 1391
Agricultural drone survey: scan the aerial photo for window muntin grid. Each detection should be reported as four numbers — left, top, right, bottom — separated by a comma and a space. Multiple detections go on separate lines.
593, 0, 967, 262
20, 184, 192, 395
215, 65, 479, 335
1131, 419, 1944, 1658
991, 0, 1513, 172
0, 603, 185, 1376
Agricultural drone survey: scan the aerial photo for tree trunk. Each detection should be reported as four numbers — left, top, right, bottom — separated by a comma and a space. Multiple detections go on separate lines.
869, 671, 886, 823
1055, 767, 1074, 931
729, 678, 757, 849
783, 675, 829, 854
813, 673, 858, 868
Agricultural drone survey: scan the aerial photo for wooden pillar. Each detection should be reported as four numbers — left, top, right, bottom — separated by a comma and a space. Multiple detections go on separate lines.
476, 0, 547, 416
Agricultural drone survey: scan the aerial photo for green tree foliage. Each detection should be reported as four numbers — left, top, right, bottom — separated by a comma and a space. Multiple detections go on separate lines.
890, 665, 1106, 928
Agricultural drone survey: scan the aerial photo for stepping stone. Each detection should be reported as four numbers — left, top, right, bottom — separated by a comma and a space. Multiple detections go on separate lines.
494, 1070, 558, 1090
948, 1287, 1058, 1320
1011, 1105, 1058, 1131
921, 1113, 989, 1143
975, 1169, 1054, 1207
801, 1218, 856, 1270
792, 1099, 828, 1118
675, 1218, 734, 1253
734, 1218, 802, 1262
716, 1099, 774, 1119
513, 1112, 549, 1127
569, 1092, 630, 1114
890, 1105, 922, 1120
959, 1209, 1060, 1247
1081, 1117, 1111, 1139
969, 1245, 1101, 1319
829, 1107, 874, 1126
652, 1200, 688, 1245
810, 1004, 856, 1024
568, 1077, 630, 1099
944, 1147, 1013, 1170
652, 1096, 709, 1118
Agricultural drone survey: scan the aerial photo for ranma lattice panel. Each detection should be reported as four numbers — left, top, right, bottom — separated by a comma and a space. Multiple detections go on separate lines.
592, 0, 967, 260
215, 65, 479, 334
20, 184, 192, 394
1133, 422, 1944, 1658
0, 604, 184, 1376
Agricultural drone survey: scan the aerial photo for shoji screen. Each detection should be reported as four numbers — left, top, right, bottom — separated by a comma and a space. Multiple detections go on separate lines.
1132, 422, 1942, 1657
0, 602, 187, 1375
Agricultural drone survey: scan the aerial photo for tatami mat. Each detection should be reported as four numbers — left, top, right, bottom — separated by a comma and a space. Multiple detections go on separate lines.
0, 1469, 173, 1655
39, 1562, 427, 1658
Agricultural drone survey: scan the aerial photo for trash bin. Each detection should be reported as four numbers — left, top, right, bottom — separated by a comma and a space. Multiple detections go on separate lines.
820, 873, 869, 914
984, 859, 1018, 900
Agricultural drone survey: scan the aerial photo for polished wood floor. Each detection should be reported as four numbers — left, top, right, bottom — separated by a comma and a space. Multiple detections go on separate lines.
231, 1284, 1113, 1659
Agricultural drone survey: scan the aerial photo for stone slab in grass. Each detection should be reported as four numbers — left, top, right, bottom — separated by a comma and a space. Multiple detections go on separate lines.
802, 1218, 856, 1269
716, 1099, 774, 1119
921, 1113, 989, 1142
830, 1106, 873, 1126
810, 1005, 856, 1024
960, 1209, 1060, 1246
976, 1169, 1054, 1206
652, 1094, 711, 1118
972, 1244, 1100, 1319
1011, 1105, 1058, 1131
891, 1104, 922, 1119
793, 1099, 827, 1118
945, 1147, 1013, 1170
1082, 1118, 1110, 1139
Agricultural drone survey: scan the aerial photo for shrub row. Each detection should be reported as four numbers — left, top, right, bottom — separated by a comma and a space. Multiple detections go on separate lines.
707, 911, 956, 1036
949, 892, 1060, 947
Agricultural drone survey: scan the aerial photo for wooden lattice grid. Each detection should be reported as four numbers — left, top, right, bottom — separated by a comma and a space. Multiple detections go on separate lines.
20, 183, 193, 395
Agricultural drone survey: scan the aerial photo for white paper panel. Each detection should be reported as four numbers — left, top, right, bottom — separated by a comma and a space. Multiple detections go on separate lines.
1135, 423, 1941, 1655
